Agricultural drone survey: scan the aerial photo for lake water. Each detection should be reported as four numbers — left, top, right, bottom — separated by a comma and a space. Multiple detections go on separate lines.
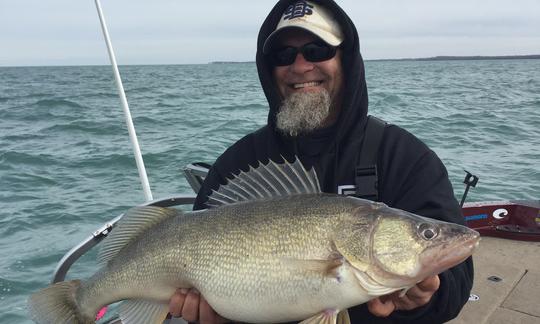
0, 59, 538, 322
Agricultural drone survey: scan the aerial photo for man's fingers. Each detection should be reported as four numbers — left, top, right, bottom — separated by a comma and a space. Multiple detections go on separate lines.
199, 296, 215, 324
393, 294, 419, 311
169, 288, 187, 318
367, 297, 395, 317
393, 276, 440, 311
181, 289, 201, 322
367, 276, 441, 316
404, 286, 431, 303
417, 275, 440, 292
199, 296, 226, 324
405, 275, 440, 304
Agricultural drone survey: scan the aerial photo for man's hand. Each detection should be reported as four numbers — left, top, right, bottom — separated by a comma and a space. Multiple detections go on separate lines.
169, 288, 227, 323
367, 275, 440, 317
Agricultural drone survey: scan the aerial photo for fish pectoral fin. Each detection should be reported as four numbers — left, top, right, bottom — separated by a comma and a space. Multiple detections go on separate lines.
119, 299, 169, 324
281, 255, 344, 279
299, 309, 350, 324
336, 309, 351, 324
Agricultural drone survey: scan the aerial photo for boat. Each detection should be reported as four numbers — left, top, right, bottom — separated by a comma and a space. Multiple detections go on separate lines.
450, 197, 540, 323
463, 200, 540, 242
450, 174, 539, 323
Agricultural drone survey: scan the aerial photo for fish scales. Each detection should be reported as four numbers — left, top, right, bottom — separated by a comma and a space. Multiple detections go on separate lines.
180, 195, 356, 299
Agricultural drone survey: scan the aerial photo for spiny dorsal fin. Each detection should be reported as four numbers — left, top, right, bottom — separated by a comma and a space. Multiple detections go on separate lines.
97, 206, 179, 265
207, 156, 320, 208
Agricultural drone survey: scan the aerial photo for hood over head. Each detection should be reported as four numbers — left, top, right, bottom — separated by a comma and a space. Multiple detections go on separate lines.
256, 0, 369, 148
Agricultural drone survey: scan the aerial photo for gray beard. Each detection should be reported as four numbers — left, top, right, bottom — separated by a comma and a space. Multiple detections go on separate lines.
275, 90, 331, 137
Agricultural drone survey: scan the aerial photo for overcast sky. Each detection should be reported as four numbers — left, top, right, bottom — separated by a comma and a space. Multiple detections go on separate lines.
1, 0, 539, 66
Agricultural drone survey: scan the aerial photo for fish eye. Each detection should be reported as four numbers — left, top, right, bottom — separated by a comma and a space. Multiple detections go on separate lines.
418, 223, 438, 240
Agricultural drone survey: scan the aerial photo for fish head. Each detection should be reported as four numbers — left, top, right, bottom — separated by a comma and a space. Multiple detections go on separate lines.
369, 207, 480, 287
335, 201, 479, 290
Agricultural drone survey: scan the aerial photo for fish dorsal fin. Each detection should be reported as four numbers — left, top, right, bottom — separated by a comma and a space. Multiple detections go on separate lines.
97, 206, 178, 265
207, 156, 321, 208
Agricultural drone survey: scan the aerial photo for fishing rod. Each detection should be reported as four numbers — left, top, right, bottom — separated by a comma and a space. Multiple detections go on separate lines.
94, 0, 153, 201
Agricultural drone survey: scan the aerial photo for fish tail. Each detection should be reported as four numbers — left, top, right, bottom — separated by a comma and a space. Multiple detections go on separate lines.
28, 279, 94, 324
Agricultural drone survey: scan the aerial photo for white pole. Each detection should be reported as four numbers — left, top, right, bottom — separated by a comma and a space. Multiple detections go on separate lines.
94, 0, 153, 201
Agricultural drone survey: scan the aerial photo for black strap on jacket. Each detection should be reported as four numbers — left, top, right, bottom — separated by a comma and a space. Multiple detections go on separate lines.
355, 115, 387, 201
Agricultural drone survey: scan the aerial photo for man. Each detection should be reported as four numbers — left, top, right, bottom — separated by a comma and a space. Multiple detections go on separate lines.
169, 0, 473, 323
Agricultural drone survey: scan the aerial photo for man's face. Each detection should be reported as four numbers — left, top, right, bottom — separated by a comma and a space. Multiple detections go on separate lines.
272, 29, 344, 133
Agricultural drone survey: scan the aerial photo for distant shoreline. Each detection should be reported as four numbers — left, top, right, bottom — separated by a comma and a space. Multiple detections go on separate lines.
368, 54, 540, 62
210, 61, 254, 64
2, 55, 539, 68
209, 54, 540, 64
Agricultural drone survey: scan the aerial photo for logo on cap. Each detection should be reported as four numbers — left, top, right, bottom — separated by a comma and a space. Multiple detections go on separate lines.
263, 0, 344, 54
283, 1, 314, 20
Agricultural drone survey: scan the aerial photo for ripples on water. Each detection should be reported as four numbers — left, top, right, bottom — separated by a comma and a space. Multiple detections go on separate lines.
1, 60, 539, 322
368, 60, 539, 200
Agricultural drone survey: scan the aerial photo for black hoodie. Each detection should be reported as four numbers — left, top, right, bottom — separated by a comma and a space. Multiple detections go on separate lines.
193, 0, 473, 323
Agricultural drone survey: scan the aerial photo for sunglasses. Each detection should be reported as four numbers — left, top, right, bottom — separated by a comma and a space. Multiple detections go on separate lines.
269, 42, 338, 66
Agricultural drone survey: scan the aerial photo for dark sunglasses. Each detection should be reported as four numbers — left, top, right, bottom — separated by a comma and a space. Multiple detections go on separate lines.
269, 42, 338, 66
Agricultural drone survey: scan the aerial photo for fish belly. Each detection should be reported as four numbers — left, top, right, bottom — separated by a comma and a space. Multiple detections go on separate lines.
200, 260, 371, 323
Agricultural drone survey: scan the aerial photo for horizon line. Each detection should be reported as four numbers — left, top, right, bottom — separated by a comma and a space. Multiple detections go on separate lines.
1, 54, 539, 68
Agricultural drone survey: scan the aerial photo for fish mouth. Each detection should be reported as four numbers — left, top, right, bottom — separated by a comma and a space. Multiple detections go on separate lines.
419, 231, 480, 277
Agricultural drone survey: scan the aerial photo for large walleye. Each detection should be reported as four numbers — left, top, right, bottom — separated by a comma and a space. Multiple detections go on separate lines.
28, 158, 479, 324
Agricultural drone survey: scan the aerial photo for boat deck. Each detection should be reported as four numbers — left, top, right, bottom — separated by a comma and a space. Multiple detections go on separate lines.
450, 236, 540, 324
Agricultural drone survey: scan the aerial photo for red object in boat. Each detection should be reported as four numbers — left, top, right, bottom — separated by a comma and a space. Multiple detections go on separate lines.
96, 306, 108, 321
462, 200, 540, 241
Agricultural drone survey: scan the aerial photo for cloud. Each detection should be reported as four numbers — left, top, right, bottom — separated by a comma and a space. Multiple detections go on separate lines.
1, 0, 539, 66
